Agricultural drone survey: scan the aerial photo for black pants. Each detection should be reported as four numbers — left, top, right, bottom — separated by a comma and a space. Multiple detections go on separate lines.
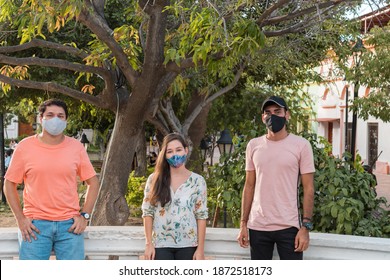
249, 227, 303, 260
155, 247, 197, 260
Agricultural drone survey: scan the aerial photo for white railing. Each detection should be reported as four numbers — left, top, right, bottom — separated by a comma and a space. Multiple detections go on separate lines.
1, 226, 390, 260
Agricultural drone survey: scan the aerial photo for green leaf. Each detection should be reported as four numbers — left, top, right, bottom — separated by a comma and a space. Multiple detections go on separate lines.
223, 191, 231, 201
331, 205, 338, 218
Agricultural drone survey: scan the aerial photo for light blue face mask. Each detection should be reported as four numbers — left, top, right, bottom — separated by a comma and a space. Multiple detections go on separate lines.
42, 117, 67, 136
166, 154, 187, 168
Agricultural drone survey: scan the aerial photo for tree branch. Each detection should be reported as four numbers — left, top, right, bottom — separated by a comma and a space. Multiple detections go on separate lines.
147, 71, 178, 119
257, 0, 291, 25
146, 115, 170, 136
259, 0, 346, 27
141, 0, 169, 78
158, 99, 182, 133
139, 19, 147, 51
0, 74, 104, 108
263, 9, 336, 37
78, 0, 138, 85
0, 39, 88, 60
0, 54, 111, 79
91, 0, 106, 19
182, 62, 245, 135
165, 57, 196, 73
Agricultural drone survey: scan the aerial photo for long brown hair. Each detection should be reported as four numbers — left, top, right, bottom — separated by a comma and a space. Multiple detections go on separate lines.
148, 133, 188, 207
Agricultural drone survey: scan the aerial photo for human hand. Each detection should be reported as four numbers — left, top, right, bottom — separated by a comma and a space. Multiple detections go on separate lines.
294, 228, 310, 252
237, 225, 249, 248
68, 215, 88, 235
17, 216, 40, 242
144, 243, 155, 260
193, 248, 205, 260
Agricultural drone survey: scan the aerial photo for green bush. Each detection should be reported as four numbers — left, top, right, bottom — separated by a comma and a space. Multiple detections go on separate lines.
305, 132, 390, 237
206, 130, 390, 237
206, 146, 246, 227
205, 128, 259, 228
125, 168, 154, 217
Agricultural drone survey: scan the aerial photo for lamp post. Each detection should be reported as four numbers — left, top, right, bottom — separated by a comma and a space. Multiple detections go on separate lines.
217, 129, 233, 156
350, 38, 365, 163
80, 133, 90, 151
216, 129, 233, 228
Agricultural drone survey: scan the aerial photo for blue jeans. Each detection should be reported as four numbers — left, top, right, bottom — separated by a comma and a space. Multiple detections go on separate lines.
249, 227, 303, 260
18, 219, 85, 260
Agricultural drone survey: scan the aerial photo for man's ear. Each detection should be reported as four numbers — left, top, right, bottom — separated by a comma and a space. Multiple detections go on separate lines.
285, 110, 291, 121
261, 113, 267, 124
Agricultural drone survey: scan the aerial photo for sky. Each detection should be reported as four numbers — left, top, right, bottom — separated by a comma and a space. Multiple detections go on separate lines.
358, 1, 388, 16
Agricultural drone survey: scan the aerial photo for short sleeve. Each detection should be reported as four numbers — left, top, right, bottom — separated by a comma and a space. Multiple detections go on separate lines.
78, 145, 97, 181
245, 139, 255, 171
141, 174, 156, 218
194, 175, 208, 220
4, 144, 25, 184
299, 140, 315, 174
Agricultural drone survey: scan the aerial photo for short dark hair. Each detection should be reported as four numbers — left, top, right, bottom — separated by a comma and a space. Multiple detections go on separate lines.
38, 99, 68, 119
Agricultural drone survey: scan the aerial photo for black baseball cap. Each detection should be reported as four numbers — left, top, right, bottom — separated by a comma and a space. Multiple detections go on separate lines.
261, 96, 288, 112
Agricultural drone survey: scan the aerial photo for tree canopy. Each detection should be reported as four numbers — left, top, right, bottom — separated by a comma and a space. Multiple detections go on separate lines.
0, 0, 380, 225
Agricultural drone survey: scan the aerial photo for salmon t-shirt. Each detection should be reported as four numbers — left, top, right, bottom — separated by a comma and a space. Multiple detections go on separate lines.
5, 135, 96, 221
245, 134, 315, 231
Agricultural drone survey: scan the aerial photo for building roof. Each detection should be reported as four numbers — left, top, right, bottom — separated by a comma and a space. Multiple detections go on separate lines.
359, 4, 390, 33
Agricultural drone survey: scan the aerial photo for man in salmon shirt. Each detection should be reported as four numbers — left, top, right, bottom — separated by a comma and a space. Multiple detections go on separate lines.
237, 96, 315, 260
4, 98, 99, 260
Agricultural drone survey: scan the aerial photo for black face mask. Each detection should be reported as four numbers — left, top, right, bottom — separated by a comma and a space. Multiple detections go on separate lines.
265, 114, 286, 133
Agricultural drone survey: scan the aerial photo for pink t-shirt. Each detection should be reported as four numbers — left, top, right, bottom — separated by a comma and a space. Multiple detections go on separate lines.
5, 135, 96, 221
245, 134, 315, 231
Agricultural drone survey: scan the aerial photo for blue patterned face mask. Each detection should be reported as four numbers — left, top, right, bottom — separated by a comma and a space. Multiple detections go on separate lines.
166, 154, 187, 168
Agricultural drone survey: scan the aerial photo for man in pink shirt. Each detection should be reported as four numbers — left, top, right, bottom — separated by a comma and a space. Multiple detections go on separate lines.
237, 96, 315, 260
4, 99, 99, 260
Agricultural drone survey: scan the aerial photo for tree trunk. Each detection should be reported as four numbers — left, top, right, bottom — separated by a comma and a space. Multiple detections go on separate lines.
91, 102, 145, 225
212, 205, 220, 228
186, 92, 212, 172
134, 127, 147, 177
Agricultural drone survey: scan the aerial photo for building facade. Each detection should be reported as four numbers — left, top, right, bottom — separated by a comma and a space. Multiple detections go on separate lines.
307, 5, 390, 174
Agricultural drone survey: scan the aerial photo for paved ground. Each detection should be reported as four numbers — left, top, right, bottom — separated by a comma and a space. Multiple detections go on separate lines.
374, 172, 390, 209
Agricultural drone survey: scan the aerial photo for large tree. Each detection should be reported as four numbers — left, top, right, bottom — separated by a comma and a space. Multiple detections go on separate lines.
0, 0, 374, 225
353, 24, 390, 122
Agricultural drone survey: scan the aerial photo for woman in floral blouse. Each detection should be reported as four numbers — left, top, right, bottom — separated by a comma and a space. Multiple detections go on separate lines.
142, 133, 208, 260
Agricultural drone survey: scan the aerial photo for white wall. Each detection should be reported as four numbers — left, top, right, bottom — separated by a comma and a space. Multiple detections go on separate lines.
332, 121, 341, 156
305, 79, 390, 170
2, 226, 390, 260
4, 115, 18, 140
378, 120, 390, 163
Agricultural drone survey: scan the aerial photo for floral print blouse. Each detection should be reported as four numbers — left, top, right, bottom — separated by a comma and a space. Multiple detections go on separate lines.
142, 172, 208, 248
